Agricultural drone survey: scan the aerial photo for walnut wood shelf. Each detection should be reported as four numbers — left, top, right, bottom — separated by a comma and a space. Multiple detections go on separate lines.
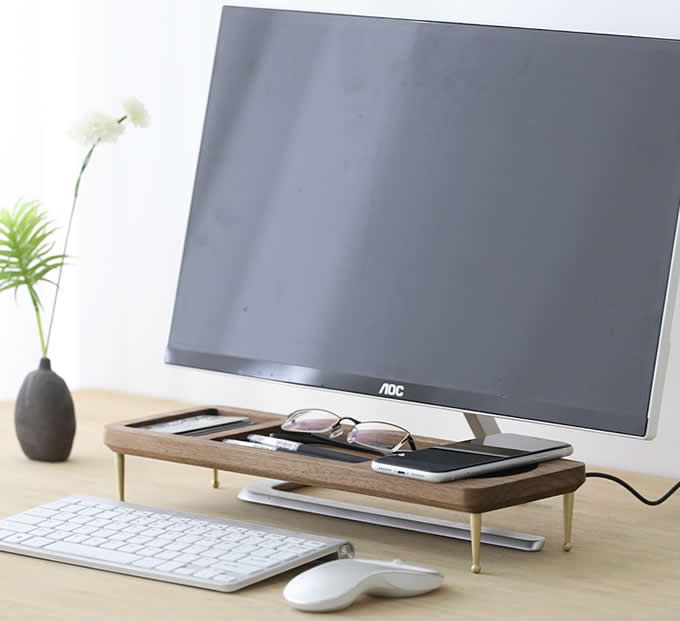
104, 404, 586, 573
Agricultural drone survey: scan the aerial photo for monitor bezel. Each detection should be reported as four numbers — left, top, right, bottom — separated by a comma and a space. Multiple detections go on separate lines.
165, 7, 680, 440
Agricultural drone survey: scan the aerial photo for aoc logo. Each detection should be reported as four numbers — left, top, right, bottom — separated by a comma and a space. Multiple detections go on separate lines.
378, 383, 405, 397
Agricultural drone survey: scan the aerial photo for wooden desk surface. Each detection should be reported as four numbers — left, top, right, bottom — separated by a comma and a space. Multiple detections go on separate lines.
0, 390, 678, 620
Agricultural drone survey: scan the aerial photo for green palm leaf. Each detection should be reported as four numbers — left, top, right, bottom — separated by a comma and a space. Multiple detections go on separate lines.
0, 199, 67, 355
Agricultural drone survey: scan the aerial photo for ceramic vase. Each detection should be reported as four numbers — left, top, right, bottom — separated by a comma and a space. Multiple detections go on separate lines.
14, 358, 76, 462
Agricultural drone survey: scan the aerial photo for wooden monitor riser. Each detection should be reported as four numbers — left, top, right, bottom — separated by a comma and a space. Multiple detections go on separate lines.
104, 405, 585, 574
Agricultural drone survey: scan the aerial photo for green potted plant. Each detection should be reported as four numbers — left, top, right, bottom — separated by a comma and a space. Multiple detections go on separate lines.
1, 98, 149, 461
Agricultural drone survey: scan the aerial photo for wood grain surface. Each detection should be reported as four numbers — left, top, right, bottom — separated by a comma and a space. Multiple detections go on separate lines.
104, 406, 585, 513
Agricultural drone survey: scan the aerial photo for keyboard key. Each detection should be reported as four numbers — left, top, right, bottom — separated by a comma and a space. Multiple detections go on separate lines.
255, 539, 281, 549
71, 515, 94, 525
44, 541, 141, 564
176, 535, 201, 544
241, 556, 278, 568
219, 551, 246, 562
109, 532, 133, 542
100, 541, 124, 550
132, 557, 163, 569
157, 560, 184, 572
212, 561, 257, 576
162, 542, 188, 552
156, 550, 180, 561
183, 545, 209, 555
5, 533, 34, 544
111, 515, 136, 523
302, 540, 325, 548
233, 545, 258, 555
250, 548, 274, 558
138, 547, 163, 558
0, 521, 37, 534
42, 500, 72, 510
73, 526, 98, 535
24, 537, 53, 548
64, 534, 89, 544
174, 554, 199, 564
37, 519, 65, 529
27, 527, 52, 537
193, 568, 221, 579
122, 526, 145, 534
174, 566, 196, 576
46, 531, 72, 541
24, 508, 57, 519
193, 557, 216, 568
128, 536, 153, 545
242, 536, 265, 546
213, 574, 238, 584
105, 522, 126, 532
82, 537, 107, 547
118, 544, 143, 554
186, 527, 209, 535
201, 548, 225, 559
78, 508, 103, 517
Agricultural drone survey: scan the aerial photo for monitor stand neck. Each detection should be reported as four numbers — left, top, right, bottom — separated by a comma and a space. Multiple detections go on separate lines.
464, 412, 501, 438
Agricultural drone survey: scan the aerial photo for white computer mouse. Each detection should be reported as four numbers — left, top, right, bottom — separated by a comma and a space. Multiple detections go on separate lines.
283, 558, 443, 612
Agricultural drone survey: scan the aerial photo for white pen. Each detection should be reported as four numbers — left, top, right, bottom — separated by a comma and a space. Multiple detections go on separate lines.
247, 434, 302, 451
222, 438, 278, 451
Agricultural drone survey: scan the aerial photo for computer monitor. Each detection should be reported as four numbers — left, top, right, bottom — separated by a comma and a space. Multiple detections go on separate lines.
166, 6, 680, 439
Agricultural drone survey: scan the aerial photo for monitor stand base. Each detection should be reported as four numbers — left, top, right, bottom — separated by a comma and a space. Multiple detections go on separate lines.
237, 413, 545, 552
237, 479, 544, 551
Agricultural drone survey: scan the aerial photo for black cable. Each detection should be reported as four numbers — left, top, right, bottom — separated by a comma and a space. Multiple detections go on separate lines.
585, 472, 680, 506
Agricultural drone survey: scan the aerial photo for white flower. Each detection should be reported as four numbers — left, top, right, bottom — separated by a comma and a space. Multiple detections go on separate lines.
121, 97, 150, 128
69, 111, 125, 145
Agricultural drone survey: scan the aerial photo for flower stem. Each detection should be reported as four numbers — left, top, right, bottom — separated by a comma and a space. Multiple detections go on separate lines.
44, 114, 128, 355
44, 141, 97, 354
29, 286, 47, 358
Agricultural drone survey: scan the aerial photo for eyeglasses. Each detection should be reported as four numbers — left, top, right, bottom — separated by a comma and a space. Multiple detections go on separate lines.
281, 409, 416, 454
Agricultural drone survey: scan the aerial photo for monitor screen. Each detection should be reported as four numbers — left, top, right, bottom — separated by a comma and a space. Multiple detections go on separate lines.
167, 7, 680, 437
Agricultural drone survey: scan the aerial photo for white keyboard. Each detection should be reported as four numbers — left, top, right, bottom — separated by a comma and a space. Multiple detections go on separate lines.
0, 494, 354, 591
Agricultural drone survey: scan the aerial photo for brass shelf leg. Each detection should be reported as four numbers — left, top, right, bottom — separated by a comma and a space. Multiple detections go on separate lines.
212, 468, 220, 489
470, 513, 482, 573
115, 453, 125, 502
562, 491, 574, 552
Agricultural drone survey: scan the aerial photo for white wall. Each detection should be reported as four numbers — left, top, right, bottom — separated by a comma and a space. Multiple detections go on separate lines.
2, 0, 679, 478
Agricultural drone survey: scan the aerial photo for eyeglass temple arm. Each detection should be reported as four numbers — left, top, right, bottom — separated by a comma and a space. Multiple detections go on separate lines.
393, 435, 417, 452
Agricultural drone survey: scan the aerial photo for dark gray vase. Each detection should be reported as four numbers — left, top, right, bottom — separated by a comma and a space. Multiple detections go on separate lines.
14, 358, 76, 462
